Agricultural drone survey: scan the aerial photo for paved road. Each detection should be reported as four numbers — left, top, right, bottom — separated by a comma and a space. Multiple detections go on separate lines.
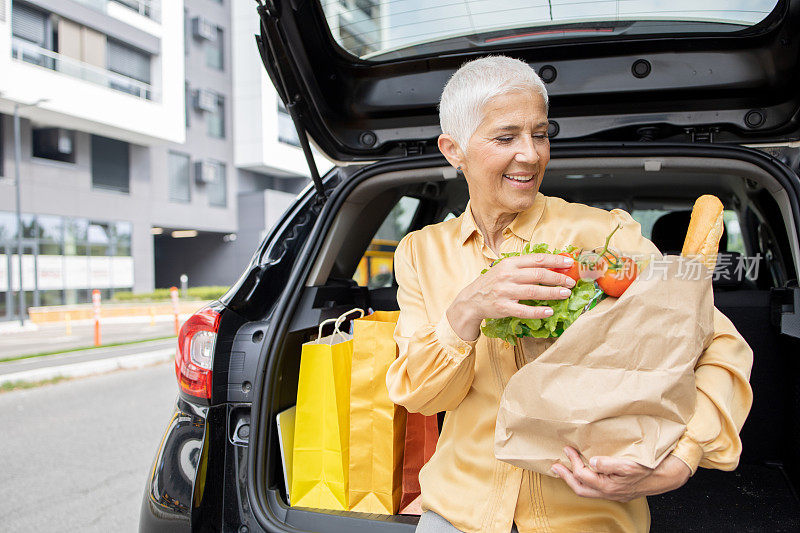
0, 361, 177, 532
0, 338, 176, 378
0, 319, 181, 360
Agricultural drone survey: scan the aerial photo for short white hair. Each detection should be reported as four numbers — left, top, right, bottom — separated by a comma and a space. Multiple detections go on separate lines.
438, 55, 549, 152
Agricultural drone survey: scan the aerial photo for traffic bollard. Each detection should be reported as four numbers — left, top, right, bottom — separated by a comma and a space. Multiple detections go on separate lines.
170, 286, 180, 335
92, 289, 102, 346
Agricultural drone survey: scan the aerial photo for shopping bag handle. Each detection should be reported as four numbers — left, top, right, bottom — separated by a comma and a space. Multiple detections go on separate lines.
317, 317, 340, 340
316, 308, 364, 340
335, 308, 364, 332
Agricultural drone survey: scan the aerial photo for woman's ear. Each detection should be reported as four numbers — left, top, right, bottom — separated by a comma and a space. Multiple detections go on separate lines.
438, 134, 465, 170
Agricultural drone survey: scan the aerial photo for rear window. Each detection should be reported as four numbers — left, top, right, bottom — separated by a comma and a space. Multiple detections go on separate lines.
631, 208, 746, 256
321, 0, 780, 60
353, 196, 420, 288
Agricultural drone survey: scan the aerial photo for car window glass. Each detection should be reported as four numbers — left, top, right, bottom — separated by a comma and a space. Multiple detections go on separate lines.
722, 210, 746, 255
631, 208, 746, 256
353, 196, 420, 288
320, 0, 780, 61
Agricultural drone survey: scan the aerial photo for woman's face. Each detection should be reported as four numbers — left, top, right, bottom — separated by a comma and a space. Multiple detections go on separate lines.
462, 90, 550, 215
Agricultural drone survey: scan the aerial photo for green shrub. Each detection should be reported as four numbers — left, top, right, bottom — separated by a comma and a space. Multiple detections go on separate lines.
112, 286, 228, 302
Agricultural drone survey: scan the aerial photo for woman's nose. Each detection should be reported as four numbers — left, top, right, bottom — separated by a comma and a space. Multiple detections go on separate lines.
515, 136, 539, 164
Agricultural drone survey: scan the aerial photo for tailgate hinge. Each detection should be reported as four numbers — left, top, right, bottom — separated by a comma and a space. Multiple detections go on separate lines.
684, 127, 720, 143
401, 141, 426, 157
255, 0, 327, 205
771, 286, 800, 339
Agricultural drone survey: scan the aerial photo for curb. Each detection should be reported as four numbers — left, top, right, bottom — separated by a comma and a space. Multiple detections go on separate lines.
0, 348, 175, 387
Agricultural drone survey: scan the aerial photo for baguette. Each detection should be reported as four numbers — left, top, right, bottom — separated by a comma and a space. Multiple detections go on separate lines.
681, 194, 725, 270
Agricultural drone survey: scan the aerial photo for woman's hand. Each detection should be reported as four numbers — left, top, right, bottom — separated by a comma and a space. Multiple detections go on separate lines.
447, 254, 577, 341
551, 446, 691, 502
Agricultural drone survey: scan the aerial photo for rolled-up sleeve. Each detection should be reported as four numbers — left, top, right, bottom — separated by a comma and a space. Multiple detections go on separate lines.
670, 309, 754, 474
386, 233, 478, 416
609, 208, 754, 475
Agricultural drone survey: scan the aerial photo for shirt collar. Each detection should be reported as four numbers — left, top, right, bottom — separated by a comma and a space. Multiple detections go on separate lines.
459, 192, 547, 246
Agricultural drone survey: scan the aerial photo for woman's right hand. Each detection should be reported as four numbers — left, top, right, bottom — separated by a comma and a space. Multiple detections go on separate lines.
446, 254, 577, 342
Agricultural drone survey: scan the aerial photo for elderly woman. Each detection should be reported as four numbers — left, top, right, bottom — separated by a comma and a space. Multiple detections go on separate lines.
385, 56, 753, 533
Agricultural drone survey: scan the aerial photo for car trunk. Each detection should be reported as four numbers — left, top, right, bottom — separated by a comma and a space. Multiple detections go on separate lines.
236, 144, 800, 532
241, 0, 800, 529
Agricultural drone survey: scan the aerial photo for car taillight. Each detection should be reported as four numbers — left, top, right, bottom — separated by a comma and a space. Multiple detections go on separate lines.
175, 305, 221, 400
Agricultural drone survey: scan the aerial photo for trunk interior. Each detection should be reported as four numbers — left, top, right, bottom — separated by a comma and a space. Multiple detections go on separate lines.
254, 150, 800, 532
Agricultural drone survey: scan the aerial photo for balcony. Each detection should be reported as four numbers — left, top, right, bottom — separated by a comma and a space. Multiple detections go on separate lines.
11, 38, 156, 101
73, 0, 161, 22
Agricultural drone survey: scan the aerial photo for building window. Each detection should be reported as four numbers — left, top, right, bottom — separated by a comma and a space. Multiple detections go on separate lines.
0, 211, 133, 316
110, 0, 155, 19
37, 215, 64, 255
11, 3, 50, 48
277, 100, 300, 147
65, 218, 88, 255
112, 221, 132, 256
11, 2, 55, 68
207, 95, 225, 138
185, 82, 191, 127
91, 135, 130, 193
107, 39, 151, 98
32, 128, 75, 163
205, 27, 224, 70
207, 161, 227, 207
87, 221, 111, 256
168, 151, 191, 203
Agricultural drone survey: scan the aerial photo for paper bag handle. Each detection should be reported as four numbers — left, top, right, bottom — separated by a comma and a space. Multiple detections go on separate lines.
335, 308, 364, 334
317, 317, 340, 340
316, 308, 364, 340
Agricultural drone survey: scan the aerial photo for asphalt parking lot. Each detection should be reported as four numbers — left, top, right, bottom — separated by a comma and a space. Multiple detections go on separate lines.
0, 361, 176, 532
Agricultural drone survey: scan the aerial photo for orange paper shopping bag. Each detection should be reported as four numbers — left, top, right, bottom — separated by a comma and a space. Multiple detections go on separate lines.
348, 310, 406, 515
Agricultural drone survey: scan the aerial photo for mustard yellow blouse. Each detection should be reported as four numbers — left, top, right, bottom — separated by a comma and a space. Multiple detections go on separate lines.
385, 192, 754, 533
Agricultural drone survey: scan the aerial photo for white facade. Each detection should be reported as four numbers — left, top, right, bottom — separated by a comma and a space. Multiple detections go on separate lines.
0, 0, 185, 146
230, 1, 333, 178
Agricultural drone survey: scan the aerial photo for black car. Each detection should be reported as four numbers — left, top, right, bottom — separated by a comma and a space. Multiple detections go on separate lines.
140, 1, 800, 531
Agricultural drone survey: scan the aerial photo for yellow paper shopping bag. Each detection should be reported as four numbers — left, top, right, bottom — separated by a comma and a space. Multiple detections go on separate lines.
348, 310, 406, 515
291, 309, 363, 510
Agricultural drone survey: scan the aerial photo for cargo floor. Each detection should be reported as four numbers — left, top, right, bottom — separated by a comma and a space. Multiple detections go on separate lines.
649, 463, 800, 532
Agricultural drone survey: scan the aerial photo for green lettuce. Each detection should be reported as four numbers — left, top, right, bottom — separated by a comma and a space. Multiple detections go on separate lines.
480, 243, 602, 345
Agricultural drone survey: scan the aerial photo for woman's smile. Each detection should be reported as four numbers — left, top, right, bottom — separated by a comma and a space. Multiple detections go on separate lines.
502, 172, 538, 187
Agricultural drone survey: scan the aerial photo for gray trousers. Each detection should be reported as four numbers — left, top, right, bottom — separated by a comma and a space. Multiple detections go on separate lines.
416, 510, 520, 532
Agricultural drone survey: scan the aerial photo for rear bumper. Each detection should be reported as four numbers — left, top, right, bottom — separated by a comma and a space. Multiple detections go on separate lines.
139, 398, 205, 532
139, 398, 255, 532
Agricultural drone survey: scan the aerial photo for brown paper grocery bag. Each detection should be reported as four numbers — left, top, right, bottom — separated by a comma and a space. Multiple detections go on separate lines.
495, 255, 715, 475
348, 311, 406, 515
398, 411, 439, 515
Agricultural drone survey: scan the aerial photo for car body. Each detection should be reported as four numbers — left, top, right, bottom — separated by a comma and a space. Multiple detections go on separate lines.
140, 1, 800, 531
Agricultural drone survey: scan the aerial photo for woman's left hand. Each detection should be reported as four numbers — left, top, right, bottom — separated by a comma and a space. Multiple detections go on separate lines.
551, 446, 691, 502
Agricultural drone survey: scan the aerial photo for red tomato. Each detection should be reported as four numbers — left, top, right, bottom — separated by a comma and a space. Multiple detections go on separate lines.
596, 255, 638, 297
549, 251, 581, 282
576, 251, 607, 281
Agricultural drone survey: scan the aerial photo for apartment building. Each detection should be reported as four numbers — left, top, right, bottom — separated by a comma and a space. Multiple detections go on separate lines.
0, 0, 330, 322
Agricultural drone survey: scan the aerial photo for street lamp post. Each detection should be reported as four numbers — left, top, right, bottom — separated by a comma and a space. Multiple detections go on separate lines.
12, 99, 47, 326
13, 105, 23, 327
